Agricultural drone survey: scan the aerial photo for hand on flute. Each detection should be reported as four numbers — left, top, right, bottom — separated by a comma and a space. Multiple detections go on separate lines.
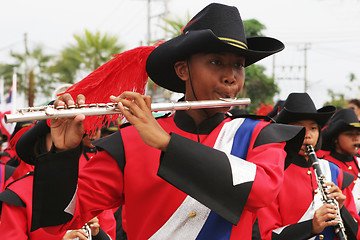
110, 91, 170, 151
51, 94, 86, 152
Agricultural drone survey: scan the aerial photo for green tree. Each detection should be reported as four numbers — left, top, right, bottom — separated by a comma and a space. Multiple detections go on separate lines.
324, 89, 347, 108
0, 45, 54, 106
159, 13, 191, 39
239, 19, 278, 113
51, 29, 125, 83
325, 73, 358, 108
241, 65, 279, 113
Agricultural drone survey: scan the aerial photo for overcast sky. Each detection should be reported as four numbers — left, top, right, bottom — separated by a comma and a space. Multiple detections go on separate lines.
1, 0, 360, 107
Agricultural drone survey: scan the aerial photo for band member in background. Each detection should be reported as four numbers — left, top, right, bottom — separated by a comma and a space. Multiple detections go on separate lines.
320, 108, 360, 216
16, 3, 305, 239
347, 99, 360, 120
257, 92, 359, 240
0, 120, 116, 240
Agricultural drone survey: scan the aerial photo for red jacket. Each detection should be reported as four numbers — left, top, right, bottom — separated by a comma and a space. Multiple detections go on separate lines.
30, 113, 304, 239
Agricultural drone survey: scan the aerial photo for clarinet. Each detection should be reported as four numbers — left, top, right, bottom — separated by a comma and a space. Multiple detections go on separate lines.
77, 224, 91, 240
306, 145, 347, 240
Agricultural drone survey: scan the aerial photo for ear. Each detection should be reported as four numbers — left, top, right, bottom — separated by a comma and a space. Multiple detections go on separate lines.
174, 60, 189, 81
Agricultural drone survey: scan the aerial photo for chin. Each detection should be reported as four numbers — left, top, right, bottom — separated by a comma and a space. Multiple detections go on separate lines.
205, 106, 230, 115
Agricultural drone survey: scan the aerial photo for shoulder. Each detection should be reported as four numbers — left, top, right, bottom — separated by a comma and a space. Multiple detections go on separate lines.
0, 173, 33, 207
254, 122, 305, 149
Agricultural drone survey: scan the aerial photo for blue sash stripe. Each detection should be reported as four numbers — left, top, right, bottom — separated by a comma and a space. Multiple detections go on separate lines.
231, 119, 260, 159
196, 119, 260, 240
329, 162, 339, 187
0, 164, 2, 193
316, 161, 340, 240
316, 227, 335, 240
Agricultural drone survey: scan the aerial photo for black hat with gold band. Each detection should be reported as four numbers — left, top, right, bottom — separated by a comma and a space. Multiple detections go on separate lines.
321, 108, 360, 151
273, 92, 336, 127
146, 3, 285, 93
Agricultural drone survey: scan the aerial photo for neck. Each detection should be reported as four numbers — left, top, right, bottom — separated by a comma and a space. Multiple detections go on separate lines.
185, 109, 212, 126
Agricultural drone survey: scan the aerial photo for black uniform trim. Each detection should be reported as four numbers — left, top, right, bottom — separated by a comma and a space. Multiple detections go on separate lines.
16, 119, 50, 165
92, 227, 111, 240
254, 123, 305, 153
174, 110, 226, 134
340, 206, 358, 240
93, 131, 125, 172
31, 144, 82, 231
252, 218, 261, 240
0, 171, 29, 215
158, 132, 253, 225
4, 164, 16, 182
342, 171, 355, 189
270, 219, 314, 240
0, 189, 25, 207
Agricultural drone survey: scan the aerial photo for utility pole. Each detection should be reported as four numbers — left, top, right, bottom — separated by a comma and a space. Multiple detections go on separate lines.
142, 0, 169, 45
24, 33, 29, 106
147, 0, 151, 45
303, 43, 311, 92
274, 42, 311, 96
272, 55, 276, 80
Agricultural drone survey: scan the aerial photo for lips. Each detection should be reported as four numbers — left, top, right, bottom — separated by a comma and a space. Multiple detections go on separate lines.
215, 90, 235, 99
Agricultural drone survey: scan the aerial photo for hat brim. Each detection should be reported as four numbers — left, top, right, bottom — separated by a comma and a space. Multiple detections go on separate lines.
322, 120, 360, 150
274, 105, 336, 127
146, 29, 284, 93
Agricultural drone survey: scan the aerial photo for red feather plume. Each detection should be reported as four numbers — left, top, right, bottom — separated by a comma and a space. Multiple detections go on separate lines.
60, 45, 156, 134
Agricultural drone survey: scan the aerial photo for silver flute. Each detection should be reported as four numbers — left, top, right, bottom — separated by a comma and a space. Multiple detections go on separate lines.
4, 98, 250, 123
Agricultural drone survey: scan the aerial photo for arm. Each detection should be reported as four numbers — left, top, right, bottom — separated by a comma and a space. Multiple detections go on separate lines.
31, 141, 124, 233
257, 198, 315, 240
158, 121, 304, 225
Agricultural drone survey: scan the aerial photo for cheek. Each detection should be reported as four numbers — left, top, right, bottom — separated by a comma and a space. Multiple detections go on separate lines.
338, 137, 352, 150
235, 72, 245, 88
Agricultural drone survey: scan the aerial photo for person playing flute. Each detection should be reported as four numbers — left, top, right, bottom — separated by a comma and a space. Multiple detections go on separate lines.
15, 3, 305, 239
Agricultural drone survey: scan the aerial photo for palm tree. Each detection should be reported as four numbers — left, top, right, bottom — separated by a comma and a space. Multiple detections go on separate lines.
51, 29, 125, 83
0, 45, 54, 107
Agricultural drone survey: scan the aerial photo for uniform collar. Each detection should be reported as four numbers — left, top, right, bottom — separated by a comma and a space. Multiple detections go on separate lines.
83, 146, 97, 154
173, 110, 226, 134
285, 152, 311, 169
330, 151, 354, 162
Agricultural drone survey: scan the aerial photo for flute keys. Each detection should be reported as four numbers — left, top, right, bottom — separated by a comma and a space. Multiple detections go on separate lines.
45, 107, 56, 116
78, 104, 87, 108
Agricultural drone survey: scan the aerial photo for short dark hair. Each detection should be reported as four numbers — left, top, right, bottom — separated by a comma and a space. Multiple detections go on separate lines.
348, 99, 360, 108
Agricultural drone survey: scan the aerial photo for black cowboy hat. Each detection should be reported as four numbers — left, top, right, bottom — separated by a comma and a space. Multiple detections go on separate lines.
267, 100, 285, 119
321, 108, 360, 151
146, 3, 285, 93
274, 92, 336, 127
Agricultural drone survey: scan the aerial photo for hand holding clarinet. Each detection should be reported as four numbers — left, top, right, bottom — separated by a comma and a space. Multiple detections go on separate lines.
306, 145, 347, 240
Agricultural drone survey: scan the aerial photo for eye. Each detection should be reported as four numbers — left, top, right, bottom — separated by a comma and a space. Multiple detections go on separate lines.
210, 59, 222, 65
234, 62, 244, 69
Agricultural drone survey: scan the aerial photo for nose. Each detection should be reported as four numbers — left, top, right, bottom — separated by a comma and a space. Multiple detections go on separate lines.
354, 133, 360, 141
222, 65, 236, 85
304, 128, 312, 139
